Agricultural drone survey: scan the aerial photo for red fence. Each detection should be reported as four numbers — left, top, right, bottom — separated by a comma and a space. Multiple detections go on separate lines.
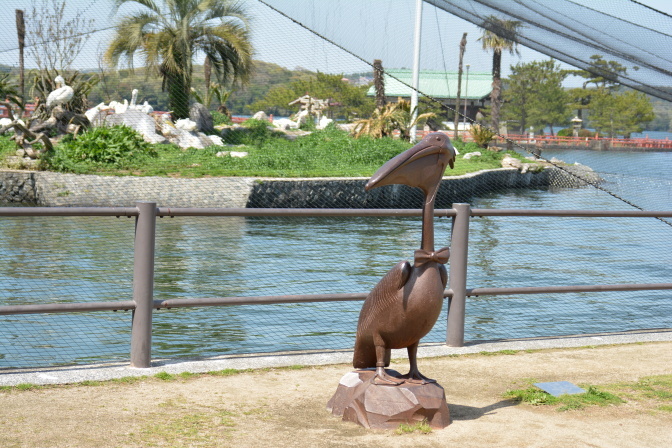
0, 103, 36, 119
500, 134, 672, 150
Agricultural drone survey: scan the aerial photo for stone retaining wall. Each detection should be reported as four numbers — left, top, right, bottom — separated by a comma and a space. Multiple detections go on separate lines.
0, 166, 597, 208
0, 171, 37, 205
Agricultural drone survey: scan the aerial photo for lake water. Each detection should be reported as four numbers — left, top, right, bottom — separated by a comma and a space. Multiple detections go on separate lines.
1, 149, 672, 367
631, 130, 672, 140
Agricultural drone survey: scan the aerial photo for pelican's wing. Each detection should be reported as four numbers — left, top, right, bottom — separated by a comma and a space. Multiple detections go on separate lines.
357, 260, 411, 332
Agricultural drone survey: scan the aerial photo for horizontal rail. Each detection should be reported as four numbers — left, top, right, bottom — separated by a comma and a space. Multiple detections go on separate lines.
470, 209, 672, 218
3, 206, 672, 219
0, 301, 136, 315
0, 207, 138, 217
154, 292, 369, 308
2, 283, 671, 316
156, 208, 451, 217
466, 283, 672, 297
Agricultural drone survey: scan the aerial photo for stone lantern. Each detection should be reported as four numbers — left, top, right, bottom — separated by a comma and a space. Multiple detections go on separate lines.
571, 116, 583, 137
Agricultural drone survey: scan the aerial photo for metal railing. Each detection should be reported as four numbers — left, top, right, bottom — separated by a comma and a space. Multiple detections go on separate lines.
2, 202, 672, 368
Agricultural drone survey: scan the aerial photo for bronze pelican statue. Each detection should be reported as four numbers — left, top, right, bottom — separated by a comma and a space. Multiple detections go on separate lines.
353, 132, 457, 385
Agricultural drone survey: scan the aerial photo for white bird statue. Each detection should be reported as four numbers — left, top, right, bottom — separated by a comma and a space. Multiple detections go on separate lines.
46, 75, 74, 109
112, 99, 129, 114
129, 89, 139, 109
84, 102, 109, 123
140, 101, 154, 114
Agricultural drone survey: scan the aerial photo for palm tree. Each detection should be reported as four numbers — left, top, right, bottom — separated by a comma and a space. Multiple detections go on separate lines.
105, 0, 254, 119
373, 59, 386, 110
353, 98, 434, 140
478, 16, 522, 133
0, 74, 23, 116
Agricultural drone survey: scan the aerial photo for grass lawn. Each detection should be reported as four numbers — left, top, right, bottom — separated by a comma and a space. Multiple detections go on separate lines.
0, 123, 525, 178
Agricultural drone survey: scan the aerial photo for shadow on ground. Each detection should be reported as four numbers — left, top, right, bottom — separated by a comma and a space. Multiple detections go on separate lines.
449, 399, 518, 420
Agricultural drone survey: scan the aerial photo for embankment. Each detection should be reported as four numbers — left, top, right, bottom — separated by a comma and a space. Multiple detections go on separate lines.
0, 165, 598, 208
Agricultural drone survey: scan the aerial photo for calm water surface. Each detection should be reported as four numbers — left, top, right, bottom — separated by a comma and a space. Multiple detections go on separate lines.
1, 149, 671, 367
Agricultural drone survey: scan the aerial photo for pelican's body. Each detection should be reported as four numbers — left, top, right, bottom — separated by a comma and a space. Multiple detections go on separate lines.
46, 76, 74, 109
110, 99, 129, 114
140, 101, 154, 114
353, 259, 447, 368
353, 132, 456, 384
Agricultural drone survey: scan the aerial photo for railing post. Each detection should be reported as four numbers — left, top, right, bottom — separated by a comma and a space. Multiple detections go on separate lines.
130, 201, 157, 367
447, 203, 470, 347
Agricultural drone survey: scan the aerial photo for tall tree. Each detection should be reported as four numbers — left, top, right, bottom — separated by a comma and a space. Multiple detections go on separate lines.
15, 9, 25, 102
373, 59, 386, 110
503, 59, 571, 135
532, 64, 570, 136
478, 16, 522, 134
26, 0, 95, 73
454, 32, 467, 139
589, 89, 654, 138
566, 54, 652, 137
501, 62, 533, 134
568, 54, 628, 123
105, 0, 254, 119
250, 72, 374, 121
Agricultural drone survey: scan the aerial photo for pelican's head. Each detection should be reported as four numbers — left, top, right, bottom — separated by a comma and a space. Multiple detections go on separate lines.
365, 132, 457, 196
54, 75, 65, 88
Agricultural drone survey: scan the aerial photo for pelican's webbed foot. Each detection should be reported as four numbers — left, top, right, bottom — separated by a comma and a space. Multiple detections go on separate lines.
372, 365, 404, 386
401, 367, 437, 385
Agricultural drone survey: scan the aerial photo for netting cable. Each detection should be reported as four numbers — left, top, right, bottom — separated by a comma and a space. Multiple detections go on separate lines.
257, 0, 672, 227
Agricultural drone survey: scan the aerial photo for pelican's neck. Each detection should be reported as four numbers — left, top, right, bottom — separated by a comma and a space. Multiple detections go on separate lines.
420, 186, 438, 252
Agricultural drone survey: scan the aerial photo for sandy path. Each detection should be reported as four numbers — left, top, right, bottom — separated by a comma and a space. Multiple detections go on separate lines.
1, 342, 671, 448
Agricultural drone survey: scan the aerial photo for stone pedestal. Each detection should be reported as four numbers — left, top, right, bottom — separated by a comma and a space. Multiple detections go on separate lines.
327, 369, 451, 430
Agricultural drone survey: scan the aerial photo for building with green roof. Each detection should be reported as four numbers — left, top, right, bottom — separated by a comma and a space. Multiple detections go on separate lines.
366, 69, 492, 123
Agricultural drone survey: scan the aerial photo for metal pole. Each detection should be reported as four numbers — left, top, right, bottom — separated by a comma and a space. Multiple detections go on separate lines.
409, 0, 423, 143
463, 65, 470, 132
130, 201, 157, 367
447, 203, 470, 346
454, 33, 467, 140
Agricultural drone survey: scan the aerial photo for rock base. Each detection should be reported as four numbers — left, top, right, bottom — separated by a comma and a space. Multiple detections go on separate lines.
326, 369, 451, 430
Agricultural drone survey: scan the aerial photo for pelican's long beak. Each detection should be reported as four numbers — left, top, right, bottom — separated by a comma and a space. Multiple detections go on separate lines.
365, 132, 456, 194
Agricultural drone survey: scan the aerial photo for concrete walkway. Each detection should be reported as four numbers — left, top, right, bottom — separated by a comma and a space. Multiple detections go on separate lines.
2, 329, 671, 386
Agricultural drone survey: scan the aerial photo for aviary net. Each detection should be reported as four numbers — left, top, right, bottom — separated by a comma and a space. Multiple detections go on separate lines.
0, 0, 670, 368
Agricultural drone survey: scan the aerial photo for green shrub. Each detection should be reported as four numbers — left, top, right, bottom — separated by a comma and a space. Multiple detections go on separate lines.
44, 125, 157, 172
470, 124, 496, 148
557, 128, 596, 138
452, 137, 482, 154
211, 111, 232, 126
0, 135, 15, 157
221, 118, 283, 147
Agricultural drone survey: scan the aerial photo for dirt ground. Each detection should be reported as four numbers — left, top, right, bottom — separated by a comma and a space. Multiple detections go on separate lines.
1, 342, 671, 448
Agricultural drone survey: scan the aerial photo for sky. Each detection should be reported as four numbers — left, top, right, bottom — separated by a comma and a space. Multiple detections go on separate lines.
0, 0, 671, 83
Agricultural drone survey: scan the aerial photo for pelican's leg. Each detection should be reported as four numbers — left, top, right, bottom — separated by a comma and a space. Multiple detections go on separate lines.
372, 336, 403, 386
403, 342, 436, 384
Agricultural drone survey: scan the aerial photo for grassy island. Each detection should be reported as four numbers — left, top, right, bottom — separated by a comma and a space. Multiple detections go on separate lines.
0, 121, 524, 179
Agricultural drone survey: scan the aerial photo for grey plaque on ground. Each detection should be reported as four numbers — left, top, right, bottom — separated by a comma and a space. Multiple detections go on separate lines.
534, 381, 586, 397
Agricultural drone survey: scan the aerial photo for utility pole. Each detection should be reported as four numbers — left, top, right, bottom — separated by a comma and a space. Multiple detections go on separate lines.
454, 32, 467, 140
463, 64, 470, 130
409, 0, 423, 143
16, 9, 25, 102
